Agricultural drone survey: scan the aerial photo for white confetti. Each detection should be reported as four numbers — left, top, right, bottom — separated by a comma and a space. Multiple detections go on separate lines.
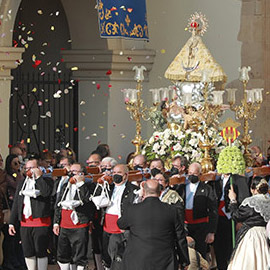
46, 111, 52, 117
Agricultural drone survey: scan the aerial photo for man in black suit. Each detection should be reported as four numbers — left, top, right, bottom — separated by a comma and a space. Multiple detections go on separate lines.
176, 162, 218, 259
9, 159, 53, 270
117, 179, 190, 270
53, 163, 94, 270
102, 164, 138, 270
211, 173, 250, 270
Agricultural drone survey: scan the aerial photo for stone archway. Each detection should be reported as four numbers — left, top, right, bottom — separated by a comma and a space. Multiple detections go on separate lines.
0, 0, 156, 161
0, 0, 24, 158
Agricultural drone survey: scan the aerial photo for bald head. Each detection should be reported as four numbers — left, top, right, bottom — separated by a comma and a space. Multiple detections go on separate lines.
113, 164, 128, 174
133, 154, 146, 168
188, 162, 202, 176
144, 179, 160, 197
112, 164, 128, 185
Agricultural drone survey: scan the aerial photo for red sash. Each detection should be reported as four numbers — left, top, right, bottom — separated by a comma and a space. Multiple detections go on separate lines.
21, 215, 51, 227
104, 213, 122, 234
218, 200, 226, 217
60, 209, 88, 229
185, 209, 209, 224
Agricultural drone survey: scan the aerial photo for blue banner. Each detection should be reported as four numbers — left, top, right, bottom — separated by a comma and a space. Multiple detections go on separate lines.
97, 0, 149, 40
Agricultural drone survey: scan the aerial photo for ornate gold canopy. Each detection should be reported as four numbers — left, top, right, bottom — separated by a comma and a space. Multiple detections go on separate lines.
164, 12, 227, 83
165, 35, 227, 83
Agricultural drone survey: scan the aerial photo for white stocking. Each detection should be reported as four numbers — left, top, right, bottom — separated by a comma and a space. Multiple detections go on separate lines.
58, 262, 71, 270
25, 256, 36, 270
37, 257, 48, 270
70, 264, 77, 270
77, 265, 85, 270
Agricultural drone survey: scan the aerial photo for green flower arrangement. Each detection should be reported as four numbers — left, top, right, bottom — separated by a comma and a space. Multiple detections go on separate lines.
216, 146, 246, 175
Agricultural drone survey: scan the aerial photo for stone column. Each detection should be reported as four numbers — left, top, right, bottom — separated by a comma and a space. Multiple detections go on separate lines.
61, 49, 155, 163
0, 46, 24, 158
237, 0, 268, 151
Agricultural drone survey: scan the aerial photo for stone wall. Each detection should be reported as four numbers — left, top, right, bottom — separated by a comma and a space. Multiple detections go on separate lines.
236, 0, 269, 152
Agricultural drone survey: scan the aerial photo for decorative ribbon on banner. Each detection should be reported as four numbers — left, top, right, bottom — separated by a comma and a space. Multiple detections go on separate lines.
96, 0, 149, 40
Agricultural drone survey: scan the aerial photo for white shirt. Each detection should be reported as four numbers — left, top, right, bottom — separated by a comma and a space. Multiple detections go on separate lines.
220, 174, 230, 201
57, 176, 69, 194
185, 182, 199, 210
106, 182, 126, 217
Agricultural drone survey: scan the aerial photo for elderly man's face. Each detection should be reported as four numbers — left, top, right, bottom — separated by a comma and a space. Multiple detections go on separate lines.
188, 164, 200, 176
112, 165, 127, 185
100, 160, 112, 172
150, 160, 163, 170
172, 158, 186, 174
133, 156, 145, 168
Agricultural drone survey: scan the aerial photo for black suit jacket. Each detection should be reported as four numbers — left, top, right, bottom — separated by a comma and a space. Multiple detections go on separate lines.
176, 181, 218, 233
107, 181, 138, 216
210, 174, 250, 212
117, 197, 190, 270
54, 181, 95, 225
9, 176, 53, 225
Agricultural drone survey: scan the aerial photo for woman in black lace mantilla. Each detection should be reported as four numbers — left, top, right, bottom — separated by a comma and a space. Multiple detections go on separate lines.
227, 176, 270, 270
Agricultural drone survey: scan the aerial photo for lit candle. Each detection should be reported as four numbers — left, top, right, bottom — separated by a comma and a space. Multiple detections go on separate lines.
226, 88, 238, 104
212, 90, 225, 105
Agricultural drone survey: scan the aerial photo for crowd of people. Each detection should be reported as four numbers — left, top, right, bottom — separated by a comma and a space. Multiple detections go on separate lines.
0, 142, 268, 270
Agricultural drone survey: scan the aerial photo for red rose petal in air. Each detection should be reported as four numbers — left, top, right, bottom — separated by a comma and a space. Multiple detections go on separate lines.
127, 57, 132, 61
108, 84, 112, 88
8, 144, 13, 148
106, 70, 112, 75
61, 58, 64, 62
96, 83, 101, 90
35, 60, 42, 66
73, 127, 78, 132
58, 79, 61, 84
33, 60, 42, 68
